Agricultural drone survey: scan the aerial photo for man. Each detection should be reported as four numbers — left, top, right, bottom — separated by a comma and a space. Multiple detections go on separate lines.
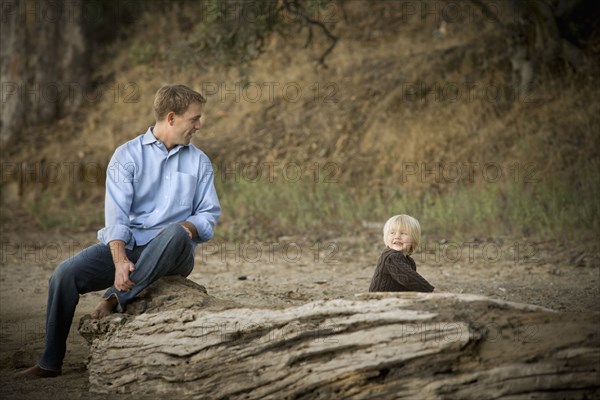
19, 84, 221, 377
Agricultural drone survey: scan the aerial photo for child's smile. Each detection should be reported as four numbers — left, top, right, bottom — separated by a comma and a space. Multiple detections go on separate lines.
388, 231, 412, 252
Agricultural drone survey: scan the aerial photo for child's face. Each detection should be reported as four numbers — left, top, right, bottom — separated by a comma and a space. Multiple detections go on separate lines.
386, 227, 413, 253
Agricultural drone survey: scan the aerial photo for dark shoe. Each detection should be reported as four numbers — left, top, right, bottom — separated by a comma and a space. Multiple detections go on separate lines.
16, 364, 62, 378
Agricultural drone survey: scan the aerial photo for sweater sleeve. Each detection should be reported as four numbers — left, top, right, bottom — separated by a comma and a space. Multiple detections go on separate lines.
385, 254, 434, 292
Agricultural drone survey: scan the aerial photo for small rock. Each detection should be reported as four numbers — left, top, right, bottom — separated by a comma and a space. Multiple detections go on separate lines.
278, 236, 300, 242
361, 221, 382, 229
12, 350, 36, 369
570, 252, 586, 267
548, 267, 562, 276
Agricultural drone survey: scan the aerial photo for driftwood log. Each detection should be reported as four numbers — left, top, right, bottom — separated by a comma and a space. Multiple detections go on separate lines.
79, 277, 600, 399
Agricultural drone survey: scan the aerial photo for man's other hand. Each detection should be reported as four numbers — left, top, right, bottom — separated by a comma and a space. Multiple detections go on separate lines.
115, 260, 135, 291
180, 224, 193, 239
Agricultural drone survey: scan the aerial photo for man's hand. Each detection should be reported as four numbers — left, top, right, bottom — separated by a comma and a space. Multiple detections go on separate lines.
179, 221, 196, 239
114, 260, 135, 291
180, 224, 193, 239
109, 240, 135, 292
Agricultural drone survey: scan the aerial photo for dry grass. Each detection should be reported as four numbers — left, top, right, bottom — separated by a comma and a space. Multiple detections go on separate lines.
2, 1, 598, 244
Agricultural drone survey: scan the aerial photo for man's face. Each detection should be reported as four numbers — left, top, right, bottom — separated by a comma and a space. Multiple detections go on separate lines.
169, 102, 204, 146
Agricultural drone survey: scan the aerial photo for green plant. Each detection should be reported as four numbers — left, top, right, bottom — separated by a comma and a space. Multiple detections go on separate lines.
213, 164, 599, 247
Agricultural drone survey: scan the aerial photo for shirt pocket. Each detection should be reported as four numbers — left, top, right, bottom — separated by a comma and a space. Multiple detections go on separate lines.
174, 172, 197, 207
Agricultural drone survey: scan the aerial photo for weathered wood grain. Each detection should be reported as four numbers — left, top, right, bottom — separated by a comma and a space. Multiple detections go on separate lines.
80, 278, 600, 399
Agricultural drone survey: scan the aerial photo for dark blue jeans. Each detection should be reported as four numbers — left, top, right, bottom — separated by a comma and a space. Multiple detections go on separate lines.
38, 224, 195, 370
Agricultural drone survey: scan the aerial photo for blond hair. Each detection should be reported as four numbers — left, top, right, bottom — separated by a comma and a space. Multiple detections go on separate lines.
383, 214, 421, 255
153, 84, 206, 121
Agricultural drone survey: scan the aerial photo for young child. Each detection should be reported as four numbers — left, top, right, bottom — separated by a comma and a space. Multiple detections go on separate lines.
369, 214, 434, 292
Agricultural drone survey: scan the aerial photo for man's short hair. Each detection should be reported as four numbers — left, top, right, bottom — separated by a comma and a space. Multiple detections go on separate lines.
153, 84, 206, 121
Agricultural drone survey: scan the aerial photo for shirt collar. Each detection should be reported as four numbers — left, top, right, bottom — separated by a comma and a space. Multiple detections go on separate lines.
142, 126, 188, 154
142, 127, 158, 145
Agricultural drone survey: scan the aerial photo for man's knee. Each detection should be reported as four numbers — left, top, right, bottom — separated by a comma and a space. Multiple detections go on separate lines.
162, 223, 189, 242
49, 259, 74, 286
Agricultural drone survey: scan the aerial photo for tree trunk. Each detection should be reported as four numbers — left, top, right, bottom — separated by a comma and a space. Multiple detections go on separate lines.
0, 0, 86, 143
79, 277, 600, 398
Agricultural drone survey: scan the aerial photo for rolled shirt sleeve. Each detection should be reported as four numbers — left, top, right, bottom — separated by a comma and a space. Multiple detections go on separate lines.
97, 146, 135, 248
186, 160, 221, 243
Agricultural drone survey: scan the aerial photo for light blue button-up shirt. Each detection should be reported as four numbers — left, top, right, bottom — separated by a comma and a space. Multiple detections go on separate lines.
97, 127, 221, 249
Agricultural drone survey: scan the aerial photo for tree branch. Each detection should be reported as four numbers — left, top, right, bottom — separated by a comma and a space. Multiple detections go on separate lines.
283, 0, 338, 68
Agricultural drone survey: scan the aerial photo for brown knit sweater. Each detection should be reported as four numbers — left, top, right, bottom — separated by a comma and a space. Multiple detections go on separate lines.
368, 247, 434, 292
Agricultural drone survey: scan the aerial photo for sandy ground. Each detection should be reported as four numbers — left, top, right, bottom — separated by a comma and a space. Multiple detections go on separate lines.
1, 228, 598, 399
